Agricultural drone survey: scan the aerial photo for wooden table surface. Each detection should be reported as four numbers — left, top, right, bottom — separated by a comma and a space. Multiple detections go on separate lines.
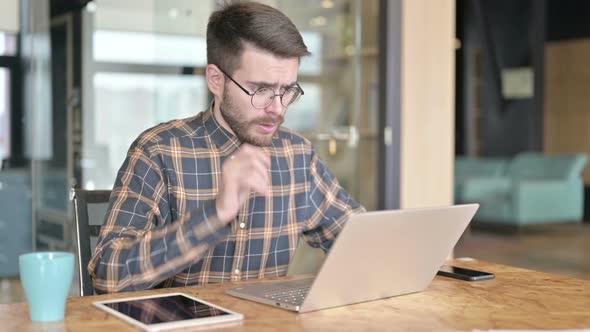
1, 260, 589, 331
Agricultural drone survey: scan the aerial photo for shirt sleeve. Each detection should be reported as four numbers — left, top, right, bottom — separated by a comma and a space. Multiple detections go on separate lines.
302, 146, 366, 251
87, 143, 229, 294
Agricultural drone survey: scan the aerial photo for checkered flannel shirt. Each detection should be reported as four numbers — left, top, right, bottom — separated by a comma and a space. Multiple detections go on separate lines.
88, 104, 364, 293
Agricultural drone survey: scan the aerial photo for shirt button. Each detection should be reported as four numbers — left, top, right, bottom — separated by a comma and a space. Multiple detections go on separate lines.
234, 269, 240, 275
239, 222, 246, 229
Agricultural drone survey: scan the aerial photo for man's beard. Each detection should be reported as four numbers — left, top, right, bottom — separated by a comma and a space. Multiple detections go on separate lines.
220, 89, 284, 147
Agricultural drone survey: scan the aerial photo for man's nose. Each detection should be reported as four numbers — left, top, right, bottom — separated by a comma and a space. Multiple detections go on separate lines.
264, 95, 285, 115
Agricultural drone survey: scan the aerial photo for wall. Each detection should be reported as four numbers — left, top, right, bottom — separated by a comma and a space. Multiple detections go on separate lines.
0, 0, 19, 32
544, 39, 590, 184
400, 0, 455, 208
544, 1, 590, 187
546, 0, 590, 42
458, 0, 590, 158
458, 0, 540, 157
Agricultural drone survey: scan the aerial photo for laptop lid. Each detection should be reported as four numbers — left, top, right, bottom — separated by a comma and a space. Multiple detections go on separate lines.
298, 204, 478, 313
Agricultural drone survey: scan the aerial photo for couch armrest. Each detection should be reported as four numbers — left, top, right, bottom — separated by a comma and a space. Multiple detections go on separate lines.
460, 176, 512, 203
511, 179, 584, 223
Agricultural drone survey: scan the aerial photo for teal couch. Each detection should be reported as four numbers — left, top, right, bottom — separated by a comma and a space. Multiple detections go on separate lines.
457, 153, 588, 226
454, 156, 508, 203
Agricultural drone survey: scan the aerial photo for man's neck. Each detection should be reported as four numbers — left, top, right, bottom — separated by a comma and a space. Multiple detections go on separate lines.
212, 99, 235, 136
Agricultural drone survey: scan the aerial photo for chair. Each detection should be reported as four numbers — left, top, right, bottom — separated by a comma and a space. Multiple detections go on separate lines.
286, 239, 326, 276
70, 188, 111, 296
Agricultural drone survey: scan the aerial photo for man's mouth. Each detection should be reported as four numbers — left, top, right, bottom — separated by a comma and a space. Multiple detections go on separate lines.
257, 122, 278, 134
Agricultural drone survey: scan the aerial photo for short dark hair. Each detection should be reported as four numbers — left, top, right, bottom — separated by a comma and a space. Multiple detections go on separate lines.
206, 2, 311, 75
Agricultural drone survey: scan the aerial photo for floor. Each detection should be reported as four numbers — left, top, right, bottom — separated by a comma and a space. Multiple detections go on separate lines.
454, 222, 590, 280
1, 223, 589, 304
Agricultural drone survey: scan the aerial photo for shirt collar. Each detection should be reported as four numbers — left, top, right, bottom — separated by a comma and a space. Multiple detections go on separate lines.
203, 102, 241, 154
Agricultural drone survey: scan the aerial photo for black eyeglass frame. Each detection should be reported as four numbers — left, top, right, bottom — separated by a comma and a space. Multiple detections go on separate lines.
216, 66, 304, 109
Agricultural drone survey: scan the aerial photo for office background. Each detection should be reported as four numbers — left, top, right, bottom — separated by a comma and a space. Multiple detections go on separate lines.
0, 0, 589, 303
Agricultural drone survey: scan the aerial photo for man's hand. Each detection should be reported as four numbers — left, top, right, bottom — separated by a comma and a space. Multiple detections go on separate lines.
216, 144, 271, 223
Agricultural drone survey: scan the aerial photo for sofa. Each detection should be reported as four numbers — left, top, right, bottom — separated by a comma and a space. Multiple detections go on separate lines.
456, 152, 588, 226
454, 156, 508, 203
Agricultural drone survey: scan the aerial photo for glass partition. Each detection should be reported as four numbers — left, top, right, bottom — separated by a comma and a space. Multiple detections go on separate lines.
0, 68, 9, 162
268, 1, 380, 210
86, 72, 207, 189
82, 0, 379, 209
81, 1, 212, 190
0, 32, 17, 56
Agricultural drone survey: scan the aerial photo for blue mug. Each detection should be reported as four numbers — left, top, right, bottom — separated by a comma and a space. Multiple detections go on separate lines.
19, 252, 74, 322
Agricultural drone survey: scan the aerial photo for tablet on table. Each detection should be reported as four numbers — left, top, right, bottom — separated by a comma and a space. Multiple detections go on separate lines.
93, 292, 244, 331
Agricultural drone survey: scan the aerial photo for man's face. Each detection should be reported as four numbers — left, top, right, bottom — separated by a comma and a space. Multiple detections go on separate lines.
219, 43, 300, 147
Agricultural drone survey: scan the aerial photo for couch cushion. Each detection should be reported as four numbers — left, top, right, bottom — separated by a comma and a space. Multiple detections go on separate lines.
455, 157, 507, 179
506, 152, 588, 180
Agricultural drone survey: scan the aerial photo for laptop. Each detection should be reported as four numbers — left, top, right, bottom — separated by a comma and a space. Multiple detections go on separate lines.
225, 204, 479, 313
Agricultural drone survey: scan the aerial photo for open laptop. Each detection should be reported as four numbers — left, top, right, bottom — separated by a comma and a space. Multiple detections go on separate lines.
225, 204, 479, 313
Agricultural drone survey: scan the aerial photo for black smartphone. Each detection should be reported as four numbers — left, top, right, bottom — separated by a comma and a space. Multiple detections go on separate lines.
437, 265, 495, 281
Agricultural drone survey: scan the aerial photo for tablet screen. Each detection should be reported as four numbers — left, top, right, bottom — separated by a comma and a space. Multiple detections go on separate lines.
102, 294, 231, 325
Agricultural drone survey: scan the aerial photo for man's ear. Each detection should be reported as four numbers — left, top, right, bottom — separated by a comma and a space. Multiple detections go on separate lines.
206, 64, 225, 99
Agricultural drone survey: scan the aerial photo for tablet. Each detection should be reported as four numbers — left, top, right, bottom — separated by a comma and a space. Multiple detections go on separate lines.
93, 292, 244, 331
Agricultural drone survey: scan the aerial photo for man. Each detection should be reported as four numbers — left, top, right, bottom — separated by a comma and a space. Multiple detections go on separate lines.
89, 2, 364, 294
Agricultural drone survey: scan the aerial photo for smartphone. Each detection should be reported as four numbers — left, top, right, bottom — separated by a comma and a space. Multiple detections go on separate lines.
437, 265, 495, 281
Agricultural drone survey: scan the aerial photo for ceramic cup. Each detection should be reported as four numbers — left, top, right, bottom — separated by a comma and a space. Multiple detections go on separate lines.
19, 252, 74, 322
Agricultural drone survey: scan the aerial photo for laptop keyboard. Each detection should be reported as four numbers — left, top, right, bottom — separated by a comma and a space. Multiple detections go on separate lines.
263, 286, 311, 305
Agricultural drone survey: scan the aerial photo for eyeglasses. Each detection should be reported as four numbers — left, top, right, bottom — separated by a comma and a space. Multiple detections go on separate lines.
217, 67, 304, 109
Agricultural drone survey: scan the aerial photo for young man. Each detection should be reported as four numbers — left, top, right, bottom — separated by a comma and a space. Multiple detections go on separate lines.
88, 2, 364, 294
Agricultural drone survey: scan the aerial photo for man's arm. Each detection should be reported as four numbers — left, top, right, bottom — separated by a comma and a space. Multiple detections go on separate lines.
88, 144, 229, 294
302, 147, 365, 251
88, 142, 271, 293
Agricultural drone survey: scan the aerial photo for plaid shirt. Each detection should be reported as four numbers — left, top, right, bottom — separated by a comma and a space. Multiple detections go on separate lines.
88, 104, 364, 293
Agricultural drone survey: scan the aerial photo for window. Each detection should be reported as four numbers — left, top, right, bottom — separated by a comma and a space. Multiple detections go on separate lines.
84, 15, 325, 189
0, 68, 9, 160
93, 30, 207, 66
83, 73, 207, 189
0, 32, 17, 56
284, 83, 320, 132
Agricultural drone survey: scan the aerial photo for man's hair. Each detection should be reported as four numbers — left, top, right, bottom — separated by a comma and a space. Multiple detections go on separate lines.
207, 2, 311, 75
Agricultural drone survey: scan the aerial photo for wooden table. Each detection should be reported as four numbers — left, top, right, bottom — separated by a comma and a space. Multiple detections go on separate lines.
2, 260, 589, 331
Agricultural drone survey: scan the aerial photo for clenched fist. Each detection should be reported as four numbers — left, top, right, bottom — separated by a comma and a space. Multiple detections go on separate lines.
215, 144, 271, 223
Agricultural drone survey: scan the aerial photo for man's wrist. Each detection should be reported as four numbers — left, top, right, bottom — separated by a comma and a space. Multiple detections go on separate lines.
215, 199, 235, 224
